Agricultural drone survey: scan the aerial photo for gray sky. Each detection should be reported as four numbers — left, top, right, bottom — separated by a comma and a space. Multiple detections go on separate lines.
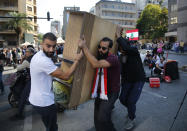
37, 0, 132, 34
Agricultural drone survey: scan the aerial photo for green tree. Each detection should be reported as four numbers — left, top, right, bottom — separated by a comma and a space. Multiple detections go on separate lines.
6, 12, 32, 45
136, 4, 168, 39
37, 33, 43, 44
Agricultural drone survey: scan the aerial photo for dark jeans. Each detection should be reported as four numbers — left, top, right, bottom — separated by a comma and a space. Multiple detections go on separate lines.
180, 46, 184, 53
33, 104, 58, 131
154, 67, 163, 75
18, 80, 31, 115
94, 92, 119, 131
119, 81, 144, 120
0, 72, 4, 92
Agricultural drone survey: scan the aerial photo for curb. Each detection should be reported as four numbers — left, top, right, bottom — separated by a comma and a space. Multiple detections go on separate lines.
165, 51, 187, 55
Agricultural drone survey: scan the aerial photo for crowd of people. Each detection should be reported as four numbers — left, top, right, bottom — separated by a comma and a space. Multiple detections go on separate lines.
144, 47, 166, 78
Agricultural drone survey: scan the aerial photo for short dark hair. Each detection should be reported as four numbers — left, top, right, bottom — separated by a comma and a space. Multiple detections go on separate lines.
43, 32, 57, 42
26, 47, 35, 54
100, 37, 113, 48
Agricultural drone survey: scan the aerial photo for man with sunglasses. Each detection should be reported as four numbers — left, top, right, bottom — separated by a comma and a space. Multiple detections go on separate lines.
29, 32, 83, 131
116, 27, 145, 130
78, 37, 120, 131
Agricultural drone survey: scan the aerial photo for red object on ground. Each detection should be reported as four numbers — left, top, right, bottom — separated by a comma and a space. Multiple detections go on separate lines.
149, 77, 160, 88
164, 76, 172, 83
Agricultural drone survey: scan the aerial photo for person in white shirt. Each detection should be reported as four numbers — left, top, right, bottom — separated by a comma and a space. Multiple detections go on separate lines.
154, 57, 166, 75
29, 32, 83, 131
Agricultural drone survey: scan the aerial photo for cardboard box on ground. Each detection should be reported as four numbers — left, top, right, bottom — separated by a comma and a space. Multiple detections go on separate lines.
54, 11, 118, 108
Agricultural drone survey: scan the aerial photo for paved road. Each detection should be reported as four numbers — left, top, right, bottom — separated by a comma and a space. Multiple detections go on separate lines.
0, 53, 187, 131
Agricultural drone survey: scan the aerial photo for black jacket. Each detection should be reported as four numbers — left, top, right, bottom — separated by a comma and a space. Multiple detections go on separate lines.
117, 37, 145, 82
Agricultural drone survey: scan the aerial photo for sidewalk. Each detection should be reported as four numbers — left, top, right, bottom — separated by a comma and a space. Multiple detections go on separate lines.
165, 50, 187, 55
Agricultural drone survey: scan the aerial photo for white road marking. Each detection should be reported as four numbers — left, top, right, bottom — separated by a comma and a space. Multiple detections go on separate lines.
143, 89, 167, 99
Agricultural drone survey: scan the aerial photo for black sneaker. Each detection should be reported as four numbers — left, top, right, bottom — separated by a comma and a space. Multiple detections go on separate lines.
10, 114, 25, 121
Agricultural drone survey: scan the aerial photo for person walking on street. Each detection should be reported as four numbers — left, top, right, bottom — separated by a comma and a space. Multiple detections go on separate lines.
116, 27, 146, 130
29, 32, 83, 131
78, 36, 120, 131
0, 50, 5, 94
179, 40, 184, 53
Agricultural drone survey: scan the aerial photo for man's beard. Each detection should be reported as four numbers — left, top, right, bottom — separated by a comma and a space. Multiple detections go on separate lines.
43, 49, 54, 58
97, 51, 109, 60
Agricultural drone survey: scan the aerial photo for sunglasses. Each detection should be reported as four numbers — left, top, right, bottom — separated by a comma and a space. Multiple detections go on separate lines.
98, 45, 108, 51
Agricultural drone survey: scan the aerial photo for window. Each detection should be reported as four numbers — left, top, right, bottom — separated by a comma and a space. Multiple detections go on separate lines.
111, 5, 114, 8
28, 15, 33, 22
27, 6, 32, 12
171, 4, 177, 12
104, 4, 107, 8
171, 17, 177, 24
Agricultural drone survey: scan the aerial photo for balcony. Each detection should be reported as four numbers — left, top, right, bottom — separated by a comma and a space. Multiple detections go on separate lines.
101, 8, 136, 14
0, 29, 16, 34
101, 15, 137, 21
0, 6, 18, 11
26, 11, 34, 16
0, 18, 10, 22
121, 24, 136, 28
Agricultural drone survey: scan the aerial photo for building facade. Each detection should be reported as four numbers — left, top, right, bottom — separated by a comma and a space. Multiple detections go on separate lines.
94, 0, 137, 32
177, 0, 187, 43
134, 0, 168, 17
166, 0, 187, 46
62, 7, 80, 39
165, 0, 178, 43
0, 0, 38, 47
51, 20, 61, 37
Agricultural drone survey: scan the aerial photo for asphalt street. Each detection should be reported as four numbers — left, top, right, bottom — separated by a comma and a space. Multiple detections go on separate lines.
0, 53, 187, 131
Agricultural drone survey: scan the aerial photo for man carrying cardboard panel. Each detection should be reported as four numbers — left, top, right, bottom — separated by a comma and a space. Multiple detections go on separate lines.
78, 36, 120, 131
29, 32, 83, 131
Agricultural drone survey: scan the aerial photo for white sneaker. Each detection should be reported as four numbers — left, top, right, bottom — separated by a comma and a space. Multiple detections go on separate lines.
125, 118, 135, 130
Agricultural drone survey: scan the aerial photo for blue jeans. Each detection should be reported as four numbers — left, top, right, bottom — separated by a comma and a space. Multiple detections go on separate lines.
0, 72, 4, 92
119, 81, 144, 120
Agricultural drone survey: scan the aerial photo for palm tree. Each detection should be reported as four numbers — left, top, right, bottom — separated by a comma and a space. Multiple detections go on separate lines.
6, 12, 32, 45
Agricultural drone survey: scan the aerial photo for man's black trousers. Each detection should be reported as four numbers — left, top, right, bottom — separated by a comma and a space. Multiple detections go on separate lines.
94, 92, 119, 131
33, 104, 58, 131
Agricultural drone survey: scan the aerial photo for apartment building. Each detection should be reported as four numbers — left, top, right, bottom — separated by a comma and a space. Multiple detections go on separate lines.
62, 7, 80, 39
94, 0, 137, 31
134, 0, 168, 17
177, 0, 187, 43
0, 0, 37, 47
51, 20, 61, 37
165, 0, 178, 43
